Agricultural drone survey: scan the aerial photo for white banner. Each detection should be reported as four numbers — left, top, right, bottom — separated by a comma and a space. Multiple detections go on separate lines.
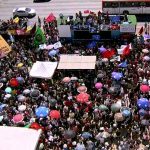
120, 25, 135, 33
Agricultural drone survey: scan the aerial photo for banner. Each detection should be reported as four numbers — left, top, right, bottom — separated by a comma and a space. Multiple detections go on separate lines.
120, 25, 135, 33
0, 35, 11, 57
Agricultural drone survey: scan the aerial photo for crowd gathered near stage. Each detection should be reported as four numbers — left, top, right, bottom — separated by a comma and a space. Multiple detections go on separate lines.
0, 11, 150, 150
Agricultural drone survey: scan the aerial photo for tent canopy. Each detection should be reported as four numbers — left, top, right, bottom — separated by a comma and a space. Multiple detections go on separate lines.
57, 55, 96, 69
0, 126, 41, 150
29, 61, 57, 79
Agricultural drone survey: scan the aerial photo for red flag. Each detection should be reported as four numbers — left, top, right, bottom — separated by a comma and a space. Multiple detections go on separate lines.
46, 13, 56, 23
138, 26, 144, 35
102, 49, 116, 59
123, 45, 130, 56
84, 10, 90, 14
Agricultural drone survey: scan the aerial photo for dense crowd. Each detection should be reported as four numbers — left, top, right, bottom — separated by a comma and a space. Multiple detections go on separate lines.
0, 11, 150, 150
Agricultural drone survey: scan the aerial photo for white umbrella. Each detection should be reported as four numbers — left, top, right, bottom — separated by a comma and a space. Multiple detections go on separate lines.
142, 49, 149, 53
143, 56, 150, 61
18, 105, 26, 112
23, 89, 30, 95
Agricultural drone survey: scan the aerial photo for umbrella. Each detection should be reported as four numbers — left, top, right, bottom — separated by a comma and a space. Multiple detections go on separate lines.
122, 109, 131, 117
0, 104, 7, 112
35, 106, 49, 117
23, 89, 30, 95
97, 73, 104, 78
137, 98, 149, 109
111, 103, 121, 112
48, 49, 57, 57
139, 109, 147, 116
111, 72, 123, 80
76, 93, 90, 103
114, 113, 124, 122
77, 86, 87, 93
98, 46, 106, 53
30, 89, 40, 98
5, 87, 12, 93
49, 110, 60, 119
143, 56, 150, 61
102, 131, 110, 138
82, 132, 92, 139
75, 143, 86, 150
140, 84, 150, 93
141, 119, 149, 126
16, 77, 24, 84
30, 122, 42, 130
71, 77, 78, 81
95, 82, 103, 89
99, 105, 108, 111
9, 78, 19, 87
64, 130, 76, 139
17, 95, 26, 102
4, 94, 11, 99
12, 114, 24, 123
108, 86, 119, 94
142, 49, 149, 53
0, 77, 7, 83
62, 77, 71, 83
118, 61, 128, 68
18, 105, 26, 112
49, 99, 57, 106
17, 63, 23, 68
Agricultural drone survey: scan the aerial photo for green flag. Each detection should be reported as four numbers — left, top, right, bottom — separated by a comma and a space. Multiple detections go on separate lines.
24, 123, 31, 128
34, 27, 46, 47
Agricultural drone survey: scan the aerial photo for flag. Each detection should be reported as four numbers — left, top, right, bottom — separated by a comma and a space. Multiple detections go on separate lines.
102, 48, 116, 59
46, 13, 56, 23
84, 10, 90, 14
13, 17, 19, 23
118, 61, 127, 68
123, 45, 130, 56
30, 23, 36, 34
8, 32, 15, 43
34, 27, 46, 47
26, 26, 32, 33
138, 26, 144, 35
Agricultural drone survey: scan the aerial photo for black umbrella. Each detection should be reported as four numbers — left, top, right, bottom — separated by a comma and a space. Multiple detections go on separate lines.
30, 89, 40, 98
49, 99, 57, 106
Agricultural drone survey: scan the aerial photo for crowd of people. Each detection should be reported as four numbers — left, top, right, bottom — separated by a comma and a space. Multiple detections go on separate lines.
0, 11, 150, 150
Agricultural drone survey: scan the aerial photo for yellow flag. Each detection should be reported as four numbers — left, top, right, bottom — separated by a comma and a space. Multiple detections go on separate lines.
13, 17, 19, 23
26, 26, 32, 33
0, 35, 11, 56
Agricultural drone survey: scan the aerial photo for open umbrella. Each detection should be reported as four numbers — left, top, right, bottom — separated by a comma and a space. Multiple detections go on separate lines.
16, 77, 24, 84
95, 82, 103, 89
9, 78, 19, 87
30, 89, 40, 98
111, 72, 123, 80
141, 119, 149, 126
5, 87, 12, 93
139, 109, 147, 116
71, 77, 78, 81
118, 61, 128, 68
49, 99, 57, 106
97, 73, 104, 78
75, 143, 86, 150
142, 49, 149, 53
18, 105, 26, 112
62, 77, 71, 83
49, 110, 60, 119
64, 130, 76, 139
99, 105, 108, 111
23, 89, 30, 95
114, 113, 124, 122
17, 95, 26, 102
137, 98, 149, 109
0, 104, 7, 112
13, 114, 24, 123
82, 132, 92, 139
122, 109, 131, 117
76, 93, 90, 103
30, 122, 42, 130
111, 103, 121, 112
102, 131, 110, 138
35, 106, 49, 117
77, 86, 87, 93
109, 86, 119, 94
140, 84, 150, 93
143, 56, 150, 61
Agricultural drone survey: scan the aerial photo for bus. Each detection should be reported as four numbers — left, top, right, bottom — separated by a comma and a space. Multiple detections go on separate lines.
102, 0, 150, 15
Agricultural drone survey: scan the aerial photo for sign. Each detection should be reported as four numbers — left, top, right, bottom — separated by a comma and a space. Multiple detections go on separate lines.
58, 25, 71, 37
53, 41, 62, 49
0, 35, 11, 57
120, 25, 135, 33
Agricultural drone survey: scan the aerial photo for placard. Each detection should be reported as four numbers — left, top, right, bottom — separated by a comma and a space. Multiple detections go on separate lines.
120, 25, 135, 33
58, 25, 71, 38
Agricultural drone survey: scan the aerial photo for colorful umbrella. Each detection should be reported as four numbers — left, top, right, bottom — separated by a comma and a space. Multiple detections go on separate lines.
76, 93, 90, 103
70, 77, 78, 81
30, 122, 42, 130
64, 130, 76, 139
95, 82, 103, 89
17, 95, 26, 102
99, 105, 108, 111
9, 78, 19, 87
16, 77, 24, 84
142, 49, 149, 53
62, 77, 71, 83
140, 84, 150, 93
5, 87, 12, 93
111, 72, 123, 80
108, 86, 119, 94
18, 105, 26, 112
143, 56, 150, 61
137, 98, 149, 109
12, 114, 24, 123
49, 110, 60, 119
82, 132, 92, 139
23, 89, 30, 95
122, 109, 131, 117
35, 106, 49, 117
118, 61, 128, 68
114, 113, 124, 122
77, 86, 87, 93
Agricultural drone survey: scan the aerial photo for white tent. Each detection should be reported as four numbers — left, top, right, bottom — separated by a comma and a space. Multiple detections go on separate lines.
57, 55, 96, 69
30, 61, 58, 79
0, 126, 42, 150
